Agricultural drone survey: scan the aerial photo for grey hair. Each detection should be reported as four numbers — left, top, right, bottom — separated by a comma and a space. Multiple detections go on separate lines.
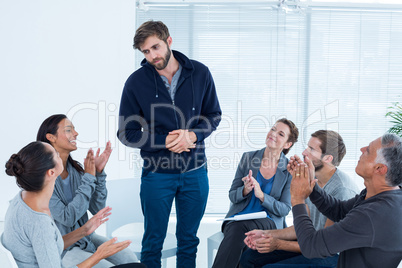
375, 133, 402, 186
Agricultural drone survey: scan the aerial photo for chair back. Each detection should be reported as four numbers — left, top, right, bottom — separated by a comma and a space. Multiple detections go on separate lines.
0, 234, 18, 268
106, 178, 143, 238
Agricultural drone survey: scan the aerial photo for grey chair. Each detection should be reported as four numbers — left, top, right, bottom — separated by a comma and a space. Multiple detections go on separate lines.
0, 234, 18, 268
207, 231, 224, 268
105, 178, 177, 268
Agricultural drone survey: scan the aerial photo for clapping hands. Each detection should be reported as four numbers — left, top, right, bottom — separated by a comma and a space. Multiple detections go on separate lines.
94, 141, 112, 173
287, 155, 317, 206
287, 155, 315, 183
84, 141, 112, 176
242, 170, 264, 201
82, 206, 112, 236
84, 149, 96, 176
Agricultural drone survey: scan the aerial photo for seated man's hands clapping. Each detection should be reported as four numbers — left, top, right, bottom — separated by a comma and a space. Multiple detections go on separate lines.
287, 155, 317, 206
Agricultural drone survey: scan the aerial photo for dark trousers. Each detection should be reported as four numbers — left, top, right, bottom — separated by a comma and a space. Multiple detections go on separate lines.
240, 248, 338, 268
212, 218, 276, 268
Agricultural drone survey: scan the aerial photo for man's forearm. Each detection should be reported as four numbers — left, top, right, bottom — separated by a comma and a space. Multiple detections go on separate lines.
276, 239, 301, 253
269, 225, 297, 241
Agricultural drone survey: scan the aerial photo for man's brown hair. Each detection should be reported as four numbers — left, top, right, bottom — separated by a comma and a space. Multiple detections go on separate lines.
133, 20, 170, 50
311, 130, 346, 166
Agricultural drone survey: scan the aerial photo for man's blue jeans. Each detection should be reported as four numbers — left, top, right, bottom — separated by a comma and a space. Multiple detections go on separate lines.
140, 165, 209, 268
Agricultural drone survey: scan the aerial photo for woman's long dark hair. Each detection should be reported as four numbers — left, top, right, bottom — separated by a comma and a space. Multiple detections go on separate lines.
5, 141, 55, 192
37, 114, 84, 174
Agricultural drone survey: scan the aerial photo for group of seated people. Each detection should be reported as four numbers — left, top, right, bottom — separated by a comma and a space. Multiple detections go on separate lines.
1, 115, 402, 268
212, 119, 360, 267
212, 118, 402, 268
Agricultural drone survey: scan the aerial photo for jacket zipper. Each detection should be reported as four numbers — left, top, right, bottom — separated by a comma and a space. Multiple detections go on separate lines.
172, 99, 179, 129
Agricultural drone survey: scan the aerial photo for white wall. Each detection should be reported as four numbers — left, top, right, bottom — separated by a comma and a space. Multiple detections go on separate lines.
0, 0, 138, 220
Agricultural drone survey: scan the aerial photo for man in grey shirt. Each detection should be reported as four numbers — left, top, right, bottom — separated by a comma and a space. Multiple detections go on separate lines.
241, 130, 359, 267
290, 133, 402, 268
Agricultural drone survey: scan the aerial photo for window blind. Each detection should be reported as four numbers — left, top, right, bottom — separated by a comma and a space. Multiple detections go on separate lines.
306, 8, 402, 190
134, 3, 402, 214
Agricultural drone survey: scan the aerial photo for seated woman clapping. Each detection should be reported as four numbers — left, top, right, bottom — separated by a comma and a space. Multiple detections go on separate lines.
212, 118, 299, 268
36, 114, 138, 267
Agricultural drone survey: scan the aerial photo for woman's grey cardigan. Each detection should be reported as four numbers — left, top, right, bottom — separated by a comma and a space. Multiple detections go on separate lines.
49, 162, 107, 254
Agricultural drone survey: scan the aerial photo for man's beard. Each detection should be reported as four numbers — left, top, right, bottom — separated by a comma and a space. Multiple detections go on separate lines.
314, 159, 324, 172
150, 48, 172, 70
